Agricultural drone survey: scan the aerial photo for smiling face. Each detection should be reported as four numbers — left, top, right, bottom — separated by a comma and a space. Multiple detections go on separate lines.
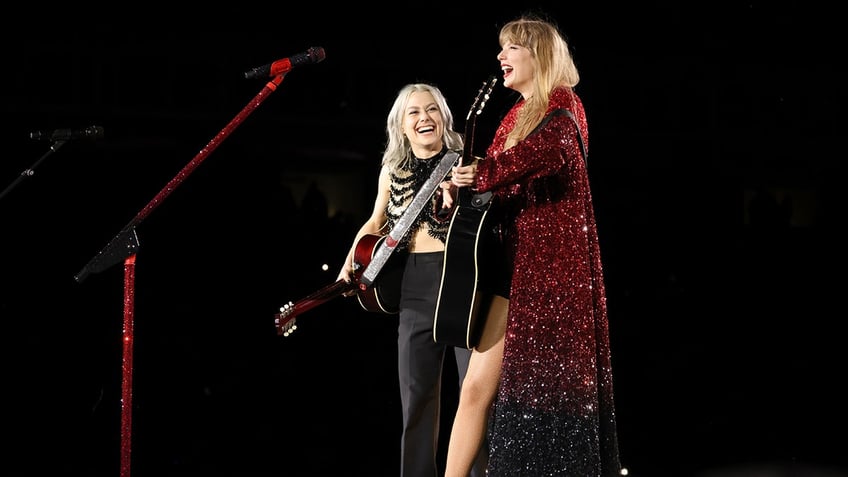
498, 42, 535, 99
402, 91, 445, 159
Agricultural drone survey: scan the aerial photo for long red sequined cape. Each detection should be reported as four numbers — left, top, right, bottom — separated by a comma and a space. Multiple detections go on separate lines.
476, 87, 621, 476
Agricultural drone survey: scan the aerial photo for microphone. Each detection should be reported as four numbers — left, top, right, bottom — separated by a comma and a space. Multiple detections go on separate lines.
29, 125, 104, 141
243, 46, 326, 79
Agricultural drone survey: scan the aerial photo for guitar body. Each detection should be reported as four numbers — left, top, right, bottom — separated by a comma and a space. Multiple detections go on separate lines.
353, 233, 405, 314
433, 189, 496, 349
274, 233, 404, 337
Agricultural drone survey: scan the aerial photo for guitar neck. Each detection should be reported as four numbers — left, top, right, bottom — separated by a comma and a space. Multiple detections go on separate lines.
291, 279, 354, 317
462, 112, 478, 167
275, 279, 356, 336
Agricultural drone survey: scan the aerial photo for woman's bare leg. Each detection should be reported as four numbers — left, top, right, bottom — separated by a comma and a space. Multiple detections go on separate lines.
444, 295, 509, 477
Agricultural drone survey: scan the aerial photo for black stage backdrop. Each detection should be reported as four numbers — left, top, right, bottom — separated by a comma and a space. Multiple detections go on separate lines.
1, 2, 844, 476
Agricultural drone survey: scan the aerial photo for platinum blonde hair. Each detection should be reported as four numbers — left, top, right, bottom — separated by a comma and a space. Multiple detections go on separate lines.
381, 83, 463, 171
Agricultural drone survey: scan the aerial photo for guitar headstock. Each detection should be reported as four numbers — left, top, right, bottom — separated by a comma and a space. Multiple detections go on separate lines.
466, 76, 498, 122
274, 301, 297, 337
462, 76, 498, 166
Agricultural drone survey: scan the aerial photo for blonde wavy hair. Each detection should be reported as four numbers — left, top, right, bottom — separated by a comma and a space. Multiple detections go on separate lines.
381, 83, 464, 172
499, 16, 579, 147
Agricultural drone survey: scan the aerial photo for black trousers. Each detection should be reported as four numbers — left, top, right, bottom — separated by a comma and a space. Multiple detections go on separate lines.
397, 251, 486, 477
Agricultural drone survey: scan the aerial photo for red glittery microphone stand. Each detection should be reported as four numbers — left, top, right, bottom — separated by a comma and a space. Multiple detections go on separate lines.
74, 73, 288, 477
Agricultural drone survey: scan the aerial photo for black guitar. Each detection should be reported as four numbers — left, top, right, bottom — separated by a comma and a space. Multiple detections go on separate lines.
433, 76, 498, 349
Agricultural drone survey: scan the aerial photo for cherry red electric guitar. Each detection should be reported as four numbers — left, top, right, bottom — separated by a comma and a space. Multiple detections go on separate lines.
274, 233, 404, 336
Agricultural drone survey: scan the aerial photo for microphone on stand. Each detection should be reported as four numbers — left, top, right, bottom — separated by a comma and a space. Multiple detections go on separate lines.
243, 46, 326, 79
30, 125, 104, 141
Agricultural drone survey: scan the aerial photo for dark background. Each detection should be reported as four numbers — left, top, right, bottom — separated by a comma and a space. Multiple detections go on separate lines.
1, 2, 844, 476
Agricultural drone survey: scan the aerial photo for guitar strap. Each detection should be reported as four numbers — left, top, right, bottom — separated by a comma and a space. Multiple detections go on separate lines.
532, 108, 587, 163
360, 150, 460, 287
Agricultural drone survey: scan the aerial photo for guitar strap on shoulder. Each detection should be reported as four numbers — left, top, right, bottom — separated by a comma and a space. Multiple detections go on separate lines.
360, 150, 460, 287
531, 108, 587, 164
361, 79, 495, 289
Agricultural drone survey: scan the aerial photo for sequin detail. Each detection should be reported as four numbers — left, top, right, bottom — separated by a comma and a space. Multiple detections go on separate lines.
477, 88, 621, 476
385, 148, 450, 250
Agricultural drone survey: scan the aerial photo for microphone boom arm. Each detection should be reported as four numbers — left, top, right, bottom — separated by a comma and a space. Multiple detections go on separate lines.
75, 73, 289, 282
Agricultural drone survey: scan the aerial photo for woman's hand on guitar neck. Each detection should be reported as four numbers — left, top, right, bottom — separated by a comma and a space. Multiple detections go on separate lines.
439, 157, 479, 209
337, 260, 357, 297
450, 157, 479, 188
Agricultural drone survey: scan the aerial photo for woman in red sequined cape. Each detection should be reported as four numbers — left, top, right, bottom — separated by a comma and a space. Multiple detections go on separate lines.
443, 16, 621, 477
